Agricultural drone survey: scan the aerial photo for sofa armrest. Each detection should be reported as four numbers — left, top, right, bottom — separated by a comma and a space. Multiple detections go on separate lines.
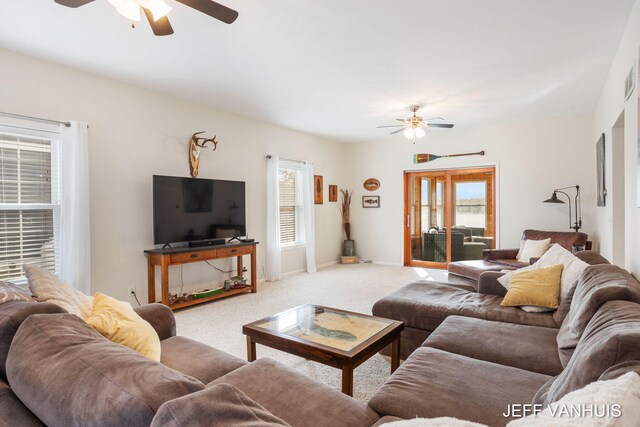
134, 303, 176, 340
477, 272, 508, 297
482, 248, 519, 261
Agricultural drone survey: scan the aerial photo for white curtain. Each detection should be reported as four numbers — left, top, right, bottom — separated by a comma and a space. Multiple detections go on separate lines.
59, 121, 91, 294
265, 156, 281, 281
302, 161, 317, 273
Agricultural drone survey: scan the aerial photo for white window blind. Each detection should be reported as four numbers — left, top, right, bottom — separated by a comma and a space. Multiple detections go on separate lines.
278, 162, 304, 246
0, 129, 60, 282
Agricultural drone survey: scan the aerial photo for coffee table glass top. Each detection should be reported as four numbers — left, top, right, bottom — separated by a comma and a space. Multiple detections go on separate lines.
254, 305, 393, 352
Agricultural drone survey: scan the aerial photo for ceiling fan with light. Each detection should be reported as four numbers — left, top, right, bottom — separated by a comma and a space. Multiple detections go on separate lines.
54, 0, 238, 36
377, 105, 454, 143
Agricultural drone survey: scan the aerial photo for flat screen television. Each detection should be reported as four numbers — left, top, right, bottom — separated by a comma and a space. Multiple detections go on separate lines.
153, 175, 246, 245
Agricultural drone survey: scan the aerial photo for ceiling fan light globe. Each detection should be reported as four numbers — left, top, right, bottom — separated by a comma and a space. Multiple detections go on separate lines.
403, 128, 415, 139
110, 0, 142, 21
414, 127, 426, 138
140, 0, 172, 20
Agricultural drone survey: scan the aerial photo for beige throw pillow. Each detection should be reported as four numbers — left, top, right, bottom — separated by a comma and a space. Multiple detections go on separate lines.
508, 372, 640, 426
23, 264, 92, 318
517, 239, 551, 263
499, 244, 589, 299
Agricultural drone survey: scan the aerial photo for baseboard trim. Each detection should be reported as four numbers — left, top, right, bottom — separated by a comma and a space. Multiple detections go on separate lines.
371, 261, 404, 267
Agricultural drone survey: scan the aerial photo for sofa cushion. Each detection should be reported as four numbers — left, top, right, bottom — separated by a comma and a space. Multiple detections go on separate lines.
556, 265, 640, 366
0, 380, 45, 427
209, 358, 379, 427
500, 264, 563, 311
535, 300, 640, 406
151, 383, 290, 427
161, 336, 247, 384
368, 347, 551, 427
423, 316, 562, 376
0, 300, 65, 381
372, 281, 557, 335
448, 260, 512, 282
6, 313, 204, 427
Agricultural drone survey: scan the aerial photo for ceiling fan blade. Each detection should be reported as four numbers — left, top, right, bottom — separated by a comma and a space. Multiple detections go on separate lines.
175, 0, 239, 24
377, 125, 405, 128
143, 8, 174, 36
429, 123, 455, 128
54, 0, 94, 7
395, 118, 408, 123
427, 117, 445, 121
391, 128, 407, 135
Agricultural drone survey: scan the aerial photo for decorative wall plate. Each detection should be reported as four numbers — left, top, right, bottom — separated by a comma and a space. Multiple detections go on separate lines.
363, 178, 380, 191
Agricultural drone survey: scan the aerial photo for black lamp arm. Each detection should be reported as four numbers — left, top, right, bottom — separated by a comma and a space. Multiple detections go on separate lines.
555, 190, 573, 230
553, 185, 581, 232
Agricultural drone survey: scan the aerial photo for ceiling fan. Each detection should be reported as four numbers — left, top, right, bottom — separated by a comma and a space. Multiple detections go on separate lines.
54, 0, 238, 36
377, 105, 454, 142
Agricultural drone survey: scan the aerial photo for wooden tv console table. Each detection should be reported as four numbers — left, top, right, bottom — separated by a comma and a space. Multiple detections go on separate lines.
144, 242, 258, 310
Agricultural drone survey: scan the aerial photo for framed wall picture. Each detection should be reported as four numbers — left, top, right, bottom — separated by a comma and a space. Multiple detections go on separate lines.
314, 175, 323, 204
362, 195, 380, 208
596, 133, 606, 207
329, 185, 338, 202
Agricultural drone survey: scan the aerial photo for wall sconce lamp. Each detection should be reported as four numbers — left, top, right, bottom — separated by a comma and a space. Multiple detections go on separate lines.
189, 131, 218, 178
543, 185, 582, 232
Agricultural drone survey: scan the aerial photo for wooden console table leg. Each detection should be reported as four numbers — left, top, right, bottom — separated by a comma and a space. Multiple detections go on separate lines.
247, 336, 257, 362
391, 335, 401, 373
160, 256, 170, 306
342, 365, 354, 396
251, 250, 257, 293
237, 255, 243, 277
147, 256, 156, 304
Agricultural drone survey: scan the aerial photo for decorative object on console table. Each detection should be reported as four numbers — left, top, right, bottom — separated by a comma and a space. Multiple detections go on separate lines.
363, 178, 380, 191
329, 185, 338, 202
339, 189, 354, 256
543, 185, 582, 232
413, 150, 484, 164
596, 133, 606, 206
188, 131, 219, 178
314, 175, 323, 204
362, 195, 380, 208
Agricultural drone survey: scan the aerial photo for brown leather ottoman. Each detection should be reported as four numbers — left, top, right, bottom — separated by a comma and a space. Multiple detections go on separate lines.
448, 260, 516, 282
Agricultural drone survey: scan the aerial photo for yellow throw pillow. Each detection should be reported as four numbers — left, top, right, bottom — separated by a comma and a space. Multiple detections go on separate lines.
85, 293, 161, 361
500, 264, 563, 310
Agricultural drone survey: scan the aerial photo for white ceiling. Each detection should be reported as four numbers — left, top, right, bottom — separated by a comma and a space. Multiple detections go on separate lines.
0, 0, 635, 142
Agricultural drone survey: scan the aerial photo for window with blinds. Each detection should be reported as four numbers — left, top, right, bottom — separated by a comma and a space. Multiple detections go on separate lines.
278, 164, 304, 246
0, 130, 60, 282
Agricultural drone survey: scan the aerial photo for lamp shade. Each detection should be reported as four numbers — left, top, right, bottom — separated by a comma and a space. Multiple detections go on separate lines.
543, 192, 565, 204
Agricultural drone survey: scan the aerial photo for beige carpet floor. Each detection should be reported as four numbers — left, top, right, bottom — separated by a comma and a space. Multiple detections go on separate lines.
174, 263, 450, 402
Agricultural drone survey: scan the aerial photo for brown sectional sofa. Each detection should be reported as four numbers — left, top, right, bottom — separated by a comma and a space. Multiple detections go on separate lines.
370, 251, 640, 425
2, 248, 640, 426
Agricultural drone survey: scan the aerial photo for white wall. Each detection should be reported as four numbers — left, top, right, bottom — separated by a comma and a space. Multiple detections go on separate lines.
0, 48, 348, 302
593, 0, 640, 275
345, 114, 596, 265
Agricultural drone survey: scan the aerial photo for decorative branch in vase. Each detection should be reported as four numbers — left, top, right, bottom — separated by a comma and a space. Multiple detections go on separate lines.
339, 189, 355, 256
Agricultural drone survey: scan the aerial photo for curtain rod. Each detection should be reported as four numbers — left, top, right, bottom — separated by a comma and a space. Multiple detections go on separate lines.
0, 112, 71, 128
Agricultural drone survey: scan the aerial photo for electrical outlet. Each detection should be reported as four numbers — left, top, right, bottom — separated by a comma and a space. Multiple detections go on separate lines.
128, 286, 135, 295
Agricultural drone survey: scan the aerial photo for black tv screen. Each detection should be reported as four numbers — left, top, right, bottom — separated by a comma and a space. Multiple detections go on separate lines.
153, 175, 246, 245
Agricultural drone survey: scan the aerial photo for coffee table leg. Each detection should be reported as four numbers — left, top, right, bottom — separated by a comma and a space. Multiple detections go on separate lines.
391, 335, 401, 373
247, 336, 256, 362
342, 366, 354, 396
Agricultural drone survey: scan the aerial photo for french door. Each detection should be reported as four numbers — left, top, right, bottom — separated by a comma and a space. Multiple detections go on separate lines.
404, 167, 496, 268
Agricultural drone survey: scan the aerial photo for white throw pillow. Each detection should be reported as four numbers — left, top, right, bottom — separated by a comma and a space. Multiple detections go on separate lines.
507, 372, 640, 426
386, 418, 488, 427
23, 264, 93, 318
517, 239, 551, 263
498, 244, 589, 300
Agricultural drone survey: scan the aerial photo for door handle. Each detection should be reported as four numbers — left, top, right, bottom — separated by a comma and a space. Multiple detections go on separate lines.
406, 215, 410, 228
190, 254, 198, 258
231, 249, 238, 253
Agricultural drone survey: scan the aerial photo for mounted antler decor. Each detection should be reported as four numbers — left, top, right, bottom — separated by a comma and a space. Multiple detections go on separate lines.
189, 131, 219, 177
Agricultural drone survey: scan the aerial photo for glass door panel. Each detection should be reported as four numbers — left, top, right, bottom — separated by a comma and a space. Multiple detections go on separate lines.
405, 168, 495, 268
408, 174, 449, 266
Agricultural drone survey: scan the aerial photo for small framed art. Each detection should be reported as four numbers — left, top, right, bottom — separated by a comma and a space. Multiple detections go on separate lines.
362, 195, 380, 208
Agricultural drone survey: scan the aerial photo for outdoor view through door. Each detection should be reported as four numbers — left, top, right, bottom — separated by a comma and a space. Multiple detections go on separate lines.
404, 168, 495, 268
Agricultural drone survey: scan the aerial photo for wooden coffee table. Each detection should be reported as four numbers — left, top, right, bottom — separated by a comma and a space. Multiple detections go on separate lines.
242, 304, 404, 396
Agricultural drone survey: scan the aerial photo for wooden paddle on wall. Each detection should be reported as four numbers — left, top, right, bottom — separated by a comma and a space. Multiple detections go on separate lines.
413, 151, 485, 164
